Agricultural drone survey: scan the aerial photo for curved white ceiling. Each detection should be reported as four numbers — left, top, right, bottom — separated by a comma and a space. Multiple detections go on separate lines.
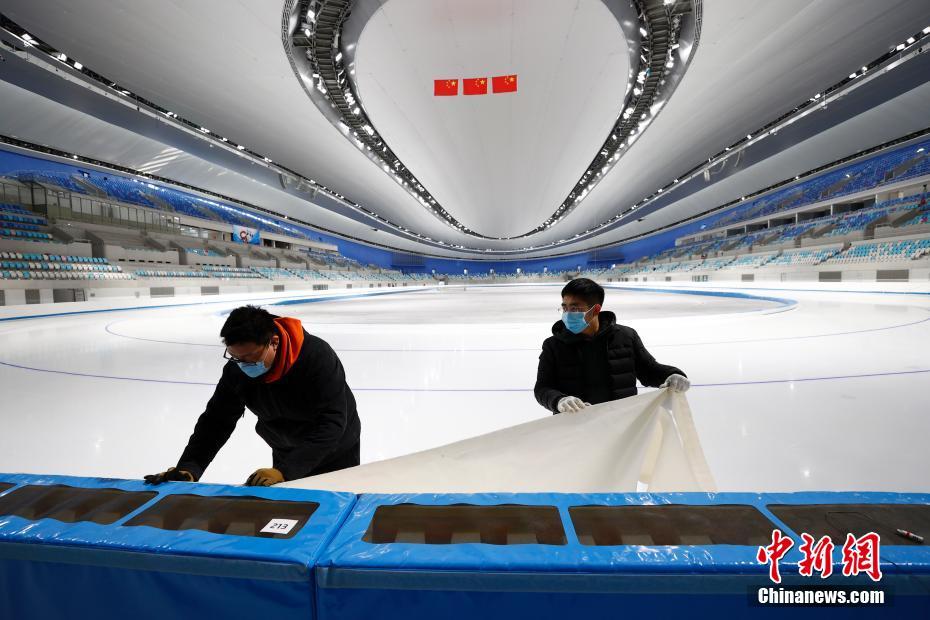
0, 0, 928, 258
354, 0, 630, 237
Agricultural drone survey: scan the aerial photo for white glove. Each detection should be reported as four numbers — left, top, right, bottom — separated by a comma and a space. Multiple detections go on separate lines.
557, 396, 590, 413
660, 374, 690, 393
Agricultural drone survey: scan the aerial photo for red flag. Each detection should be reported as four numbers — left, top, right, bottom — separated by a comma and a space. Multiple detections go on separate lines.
462, 77, 488, 95
492, 74, 518, 93
434, 79, 459, 96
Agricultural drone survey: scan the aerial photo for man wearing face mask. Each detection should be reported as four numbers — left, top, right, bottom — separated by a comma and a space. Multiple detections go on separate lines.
535, 278, 689, 414
144, 305, 360, 487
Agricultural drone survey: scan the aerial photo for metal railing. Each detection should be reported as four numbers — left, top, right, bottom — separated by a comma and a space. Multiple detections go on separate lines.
3, 180, 181, 235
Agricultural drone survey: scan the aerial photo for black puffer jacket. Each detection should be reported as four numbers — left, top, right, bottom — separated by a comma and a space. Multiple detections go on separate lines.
176, 330, 360, 481
534, 311, 685, 413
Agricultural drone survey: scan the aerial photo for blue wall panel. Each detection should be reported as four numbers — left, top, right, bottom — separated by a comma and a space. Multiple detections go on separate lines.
0, 474, 355, 620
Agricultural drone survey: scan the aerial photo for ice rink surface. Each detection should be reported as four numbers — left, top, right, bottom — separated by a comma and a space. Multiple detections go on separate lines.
1, 283, 928, 492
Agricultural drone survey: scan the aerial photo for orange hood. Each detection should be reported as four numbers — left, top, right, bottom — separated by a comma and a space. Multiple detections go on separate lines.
262, 317, 305, 383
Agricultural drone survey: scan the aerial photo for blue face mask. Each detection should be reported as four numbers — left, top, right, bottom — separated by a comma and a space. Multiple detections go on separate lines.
562, 311, 589, 334
238, 360, 269, 378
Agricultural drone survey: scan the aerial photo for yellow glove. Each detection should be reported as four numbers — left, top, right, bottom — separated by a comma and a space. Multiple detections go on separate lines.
245, 467, 284, 487
144, 467, 195, 485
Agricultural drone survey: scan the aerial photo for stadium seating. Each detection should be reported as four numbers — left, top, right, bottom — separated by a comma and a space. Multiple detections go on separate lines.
285, 268, 331, 281
196, 265, 262, 279
135, 269, 209, 279
0, 228, 54, 241
728, 230, 773, 250
16, 171, 88, 194
84, 177, 157, 208
705, 139, 930, 231
763, 248, 842, 266
721, 254, 774, 269
765, 221, 819, 245
822, 207, 892, 237
825, 239, 930, 264
252, 267, 301, 280
0, 253, 130, 280
898, 210, 930, 228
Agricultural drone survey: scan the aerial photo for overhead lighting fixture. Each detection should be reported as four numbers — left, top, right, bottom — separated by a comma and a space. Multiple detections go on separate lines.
639, 27, 648, 37
237, 145, 245, 150
896, 43, 905, 51
73, 61, 83, 70
746, 134, 752, 139
21, 33, 32, 41
56, 53, 67, 61
633, 87, 642, 96
906, 37, 915, 45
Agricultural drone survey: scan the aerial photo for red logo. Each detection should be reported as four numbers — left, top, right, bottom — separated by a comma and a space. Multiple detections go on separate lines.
757, 529, 883, 583
756, 529, 794, 584
798, 533, 835, 578
841, 532, 882, 582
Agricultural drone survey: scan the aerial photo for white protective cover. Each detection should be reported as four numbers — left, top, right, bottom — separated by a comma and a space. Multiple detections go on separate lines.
282, 389, 716, 494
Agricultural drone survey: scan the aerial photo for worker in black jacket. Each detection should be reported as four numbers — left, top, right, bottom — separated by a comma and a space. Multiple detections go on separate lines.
144, 305, 361, 486
535, 278, 689, 414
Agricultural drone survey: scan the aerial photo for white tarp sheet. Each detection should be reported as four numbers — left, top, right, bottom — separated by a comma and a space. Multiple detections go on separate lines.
282, 388, 716, 494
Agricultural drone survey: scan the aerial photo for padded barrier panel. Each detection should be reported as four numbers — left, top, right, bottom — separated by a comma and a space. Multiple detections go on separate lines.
0, 473, 355, 620
767, 503, 930, 546
0, 483, 13, 495
362, 504, 566, 545
317, 492, 930, 620
569, 504, 773, 546
124, 493, 318, 539
0, 484, 155, 525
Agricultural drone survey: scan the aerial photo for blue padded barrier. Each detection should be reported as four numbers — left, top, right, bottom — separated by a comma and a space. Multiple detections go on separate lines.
316, 492, 930, 620
0, 474, 356, 620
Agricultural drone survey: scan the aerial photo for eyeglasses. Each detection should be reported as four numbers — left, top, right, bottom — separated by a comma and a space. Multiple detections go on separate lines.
223, 343, 269, 364
559, 304, 591, 314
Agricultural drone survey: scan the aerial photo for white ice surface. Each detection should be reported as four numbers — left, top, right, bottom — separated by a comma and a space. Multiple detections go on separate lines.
1, 283, 928, 492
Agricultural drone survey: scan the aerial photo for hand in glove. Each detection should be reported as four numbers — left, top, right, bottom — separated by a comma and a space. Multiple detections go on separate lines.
245, 467, 285, 487
144, 467, 195, 485
660, 374, 690, 393
557, 395, 591, 413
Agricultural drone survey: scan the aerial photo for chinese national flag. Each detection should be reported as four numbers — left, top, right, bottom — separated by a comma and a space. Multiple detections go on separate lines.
463, 77, 488, 95
434, 79, 459, 96
492, 74, 518, 93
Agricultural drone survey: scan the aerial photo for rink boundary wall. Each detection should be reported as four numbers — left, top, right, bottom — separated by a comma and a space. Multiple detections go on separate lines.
0, 475, 929, 619
0, 284, 441, 323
